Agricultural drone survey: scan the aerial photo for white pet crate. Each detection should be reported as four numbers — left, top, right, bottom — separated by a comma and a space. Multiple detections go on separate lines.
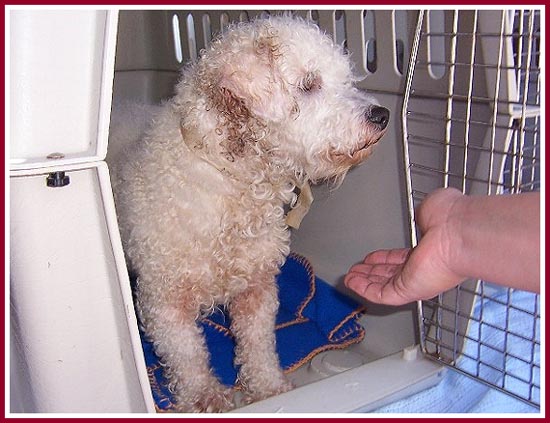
8, 8, 542, 414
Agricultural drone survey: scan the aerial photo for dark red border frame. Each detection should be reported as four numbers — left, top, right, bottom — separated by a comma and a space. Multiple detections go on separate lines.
3, 2, 547, 421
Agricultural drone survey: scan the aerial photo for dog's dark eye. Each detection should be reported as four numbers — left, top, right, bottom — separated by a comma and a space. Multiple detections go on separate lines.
298, 72, 322, 93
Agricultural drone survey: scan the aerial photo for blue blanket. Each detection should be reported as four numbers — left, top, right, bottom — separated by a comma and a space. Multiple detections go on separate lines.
141, 252, 366, 411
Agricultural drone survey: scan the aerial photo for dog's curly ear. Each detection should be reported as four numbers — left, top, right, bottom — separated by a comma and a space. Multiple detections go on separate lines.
216, 86, 250, 124
193, 24, 297, 158
212, 85, 260, 158
214, 31, 294, 123
191, 21, 300, 122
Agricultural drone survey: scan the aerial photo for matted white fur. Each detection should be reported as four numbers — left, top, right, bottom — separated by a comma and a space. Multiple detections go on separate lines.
110, 16, 389, 412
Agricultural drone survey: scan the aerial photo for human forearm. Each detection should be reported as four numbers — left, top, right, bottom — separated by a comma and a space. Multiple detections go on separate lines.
446, 192, 540, 292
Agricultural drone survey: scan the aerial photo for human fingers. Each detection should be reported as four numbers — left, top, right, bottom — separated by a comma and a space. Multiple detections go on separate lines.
345, 273, 413, 306
345, 262, 403, 281
362, 248, 411, 266
344, 249, 409, 297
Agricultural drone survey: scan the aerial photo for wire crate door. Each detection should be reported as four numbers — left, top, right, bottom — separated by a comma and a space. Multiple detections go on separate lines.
403, 10, 541, 408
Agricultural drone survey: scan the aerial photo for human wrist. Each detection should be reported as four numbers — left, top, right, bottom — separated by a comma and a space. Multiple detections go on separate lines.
416, 188, 471, 288
443, 193, 471, 284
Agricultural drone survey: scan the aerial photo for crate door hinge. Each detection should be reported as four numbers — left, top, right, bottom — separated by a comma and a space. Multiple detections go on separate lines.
45, 152, 70, 188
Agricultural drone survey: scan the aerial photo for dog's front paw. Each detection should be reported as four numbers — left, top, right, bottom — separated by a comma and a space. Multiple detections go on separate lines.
240, 374, 293, 405
175, 385, 235, 413
195, 387, 235, 413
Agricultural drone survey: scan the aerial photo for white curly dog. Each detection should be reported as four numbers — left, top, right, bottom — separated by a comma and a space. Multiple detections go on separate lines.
110, 16, 389, 412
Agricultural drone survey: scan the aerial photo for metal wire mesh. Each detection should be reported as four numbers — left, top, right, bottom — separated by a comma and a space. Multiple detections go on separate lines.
403, 9, 542, 407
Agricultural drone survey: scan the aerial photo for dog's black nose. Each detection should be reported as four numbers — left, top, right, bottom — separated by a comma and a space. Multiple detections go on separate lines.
367, 106, 390, 130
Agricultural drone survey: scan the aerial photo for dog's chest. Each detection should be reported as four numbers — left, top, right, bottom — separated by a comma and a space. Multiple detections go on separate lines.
204, 196, 290, 297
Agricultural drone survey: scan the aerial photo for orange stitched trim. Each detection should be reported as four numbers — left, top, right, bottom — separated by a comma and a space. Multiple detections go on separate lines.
288, 251, 317, 318
283, 327, 366, 373
202, 318, 234, 338
147, 365, 175, 412
328, 306, 367, 342
275, 316, 309, 330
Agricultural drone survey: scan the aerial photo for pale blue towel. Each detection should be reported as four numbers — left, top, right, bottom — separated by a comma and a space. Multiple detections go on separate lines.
370, 284, 540, 414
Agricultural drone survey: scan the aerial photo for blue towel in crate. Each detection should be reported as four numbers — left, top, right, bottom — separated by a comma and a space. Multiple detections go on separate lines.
141, 252, 366, 411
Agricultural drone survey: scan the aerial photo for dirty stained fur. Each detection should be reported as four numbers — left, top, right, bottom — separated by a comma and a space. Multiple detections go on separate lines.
110, 16, 389, 412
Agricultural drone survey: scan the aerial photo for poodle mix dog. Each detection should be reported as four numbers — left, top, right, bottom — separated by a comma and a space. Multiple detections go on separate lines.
111, 16, 389, 412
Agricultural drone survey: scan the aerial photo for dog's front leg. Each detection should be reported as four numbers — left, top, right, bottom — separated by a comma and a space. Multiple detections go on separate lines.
229, 282, 293, 403
140, 304, 234, 412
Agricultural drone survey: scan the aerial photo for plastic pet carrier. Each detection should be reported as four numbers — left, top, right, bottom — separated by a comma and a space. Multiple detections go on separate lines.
8, 7, 542, 414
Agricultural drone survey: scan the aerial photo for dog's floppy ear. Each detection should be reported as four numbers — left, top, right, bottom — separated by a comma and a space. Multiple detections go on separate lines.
216, 32, 294, 123
211, 85, 258, 158
194, 23, 296, 159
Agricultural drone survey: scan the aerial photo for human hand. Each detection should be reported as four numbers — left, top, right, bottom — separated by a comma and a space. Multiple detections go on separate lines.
344, 188, 467, 305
